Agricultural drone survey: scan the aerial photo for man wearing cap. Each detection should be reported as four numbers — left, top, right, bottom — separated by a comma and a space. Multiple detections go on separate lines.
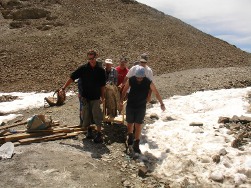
125, 53, 153, 82
104, 59, 118, 85
121, 53, 153, 101
116, 56, 129, 91
60, 49, 106, 143
120, 66, 165, 154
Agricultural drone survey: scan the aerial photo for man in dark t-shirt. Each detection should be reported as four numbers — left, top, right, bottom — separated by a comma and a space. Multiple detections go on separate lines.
60, 49, 106, 143
120, 66, 166, 154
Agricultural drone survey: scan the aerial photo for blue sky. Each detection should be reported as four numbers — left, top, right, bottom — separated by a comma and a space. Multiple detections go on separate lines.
137, 0, 251, 53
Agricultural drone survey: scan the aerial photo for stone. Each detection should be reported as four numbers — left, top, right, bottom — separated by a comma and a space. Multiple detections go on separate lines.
123, 180, 131, 187
192, 128, 204, 133
212, 154, 220, 163
200, 157, 210, 163
12, 8, 50, 20
150, 113, 159, 120
210, 171, 224, 182
164, 116, 176, 121
231, 139, 241, 148
218, 116, 230, 124
229, 123, 241, 130
0, 142, 14, 159
138, 166, 148, 178
230, 115, 239, 122
219, 148, 227, 156
239, 115, 251, 123
223, 161, 231, 168
189, 122, 203, 126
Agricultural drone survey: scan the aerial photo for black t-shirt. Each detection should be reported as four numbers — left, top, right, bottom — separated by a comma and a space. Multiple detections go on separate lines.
70, 63, 106, 100
127, 76, 152, 109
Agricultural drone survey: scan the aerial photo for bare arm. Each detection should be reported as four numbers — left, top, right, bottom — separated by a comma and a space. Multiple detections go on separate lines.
61, 78, 74, 90
101, 86, 105, 101
121, 76, 129, 87
121, 80, 129, 102
150, 82, 166, 111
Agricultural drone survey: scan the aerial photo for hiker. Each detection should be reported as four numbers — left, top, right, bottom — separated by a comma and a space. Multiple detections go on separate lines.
104, 59, 118, 85
120, 66, 165, 154
124, 53, 153, 83
115, 56, 129, 91
121, 53, 153, 102
60, 49, 106, 143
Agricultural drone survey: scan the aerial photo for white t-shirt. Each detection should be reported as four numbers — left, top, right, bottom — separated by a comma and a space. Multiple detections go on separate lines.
126, 65, 153, 80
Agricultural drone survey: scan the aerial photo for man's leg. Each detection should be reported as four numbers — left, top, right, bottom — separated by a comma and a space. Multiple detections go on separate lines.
82, 99, 92, 138
133, 107, 146, 154
134, 123, 142, 140
79, 96, 83, 126
91, 100, 103, 143
126, 106, 135, 146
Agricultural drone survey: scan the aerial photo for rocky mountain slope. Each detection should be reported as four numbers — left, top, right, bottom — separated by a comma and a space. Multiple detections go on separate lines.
0, 0, 251, 92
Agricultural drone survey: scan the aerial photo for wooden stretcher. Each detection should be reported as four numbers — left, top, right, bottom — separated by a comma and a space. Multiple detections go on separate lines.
103, 100, 126, 125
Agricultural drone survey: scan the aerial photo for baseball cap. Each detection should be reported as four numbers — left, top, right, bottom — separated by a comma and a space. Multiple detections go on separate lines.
140, 53, 148, 61
140, 58, 147, 63
135, 66, 145, 78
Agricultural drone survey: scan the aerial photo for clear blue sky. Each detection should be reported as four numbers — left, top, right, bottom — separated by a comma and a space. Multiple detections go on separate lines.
137, 0, 251, 53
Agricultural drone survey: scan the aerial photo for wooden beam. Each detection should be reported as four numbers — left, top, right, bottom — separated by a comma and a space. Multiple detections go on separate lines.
19, 133, 67, 144
18, 131, 83, 145
0, 121, 27, 131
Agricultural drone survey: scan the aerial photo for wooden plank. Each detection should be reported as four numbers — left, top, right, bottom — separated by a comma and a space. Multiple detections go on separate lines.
19, 133, 67, 144
0, 120, 27, 130
2, 132, 53, 142
14, 131, 84, 146
28, 127, 85, 133
18, 131, 84, 145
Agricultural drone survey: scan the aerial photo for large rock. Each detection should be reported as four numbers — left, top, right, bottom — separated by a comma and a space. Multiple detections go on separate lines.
0, 0, 22, 9
12, 7, 50, 20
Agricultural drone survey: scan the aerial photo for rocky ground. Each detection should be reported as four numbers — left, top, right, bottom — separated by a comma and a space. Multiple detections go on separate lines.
1, 66, 251, 188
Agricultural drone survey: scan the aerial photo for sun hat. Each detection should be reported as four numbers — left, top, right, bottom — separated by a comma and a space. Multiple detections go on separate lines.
135, 66, 145, 78
105, 59, 113, 64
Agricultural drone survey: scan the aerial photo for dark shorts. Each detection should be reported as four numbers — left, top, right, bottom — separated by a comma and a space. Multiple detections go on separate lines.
126, 106, 146, 124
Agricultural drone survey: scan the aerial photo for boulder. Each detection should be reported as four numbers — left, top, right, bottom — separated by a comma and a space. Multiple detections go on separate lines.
12, 7, 50, 20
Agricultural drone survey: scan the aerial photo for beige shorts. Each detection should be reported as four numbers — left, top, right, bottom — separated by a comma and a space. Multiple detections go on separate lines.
81, 99, 103, 128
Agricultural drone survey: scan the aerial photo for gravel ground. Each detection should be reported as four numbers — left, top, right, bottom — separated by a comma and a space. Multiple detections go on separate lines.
1, 66, 251, 188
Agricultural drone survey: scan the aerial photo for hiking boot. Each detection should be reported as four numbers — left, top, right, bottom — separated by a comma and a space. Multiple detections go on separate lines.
133, 140, 141, 154
126, 133, 134, 146
86, 127, 93, 139
94, 132, 103, 143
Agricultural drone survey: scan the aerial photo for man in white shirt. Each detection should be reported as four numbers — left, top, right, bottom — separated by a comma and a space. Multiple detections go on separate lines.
122, 53, 153, 101
125, 53, 153, 81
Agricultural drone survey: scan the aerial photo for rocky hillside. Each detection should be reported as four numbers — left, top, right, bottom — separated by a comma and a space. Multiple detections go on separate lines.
0, 0, 251, 92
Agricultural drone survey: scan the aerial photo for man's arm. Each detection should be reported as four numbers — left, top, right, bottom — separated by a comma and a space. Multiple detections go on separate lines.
121, 76, 129, 87
101, 86, 105, 102
121, 80, 129, 102
61, 78, 74, 91
150, 82, 165, 111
